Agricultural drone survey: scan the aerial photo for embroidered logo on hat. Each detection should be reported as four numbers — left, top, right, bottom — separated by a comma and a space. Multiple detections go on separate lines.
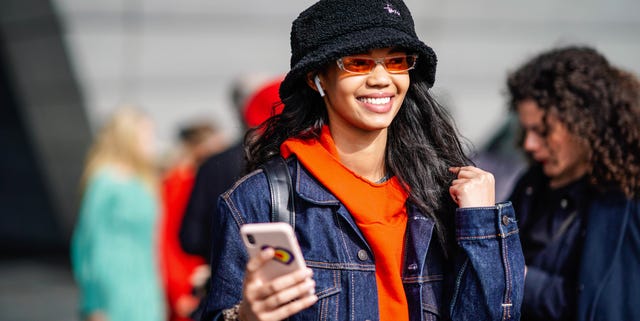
384, 3, 401, 16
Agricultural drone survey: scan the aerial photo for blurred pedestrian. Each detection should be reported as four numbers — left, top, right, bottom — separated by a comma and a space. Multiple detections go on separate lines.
179, 76, 283, 263
71, 106, 165, 321
159, 122, 224, 321
507, 45, 640, 320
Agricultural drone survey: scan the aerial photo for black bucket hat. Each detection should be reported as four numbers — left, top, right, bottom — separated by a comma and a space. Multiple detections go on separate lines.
279, 0, 437, 99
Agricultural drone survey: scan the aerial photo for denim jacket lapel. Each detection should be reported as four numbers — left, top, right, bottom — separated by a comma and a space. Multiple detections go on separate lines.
293, 159, 372, 254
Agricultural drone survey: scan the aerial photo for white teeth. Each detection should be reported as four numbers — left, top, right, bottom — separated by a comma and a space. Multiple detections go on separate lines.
359, 97, 391, 105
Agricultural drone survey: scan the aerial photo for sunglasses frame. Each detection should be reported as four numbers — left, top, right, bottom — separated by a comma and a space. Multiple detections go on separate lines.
336, 54, 418, 74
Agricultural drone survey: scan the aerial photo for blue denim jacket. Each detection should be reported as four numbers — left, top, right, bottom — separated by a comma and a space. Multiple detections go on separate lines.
202, 158, 524, 321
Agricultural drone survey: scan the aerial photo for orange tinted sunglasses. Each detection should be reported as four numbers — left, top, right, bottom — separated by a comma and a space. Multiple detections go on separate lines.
336, 54, 418, 74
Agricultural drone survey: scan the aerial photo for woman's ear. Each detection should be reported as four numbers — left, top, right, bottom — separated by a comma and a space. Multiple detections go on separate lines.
306, 73, 325, 97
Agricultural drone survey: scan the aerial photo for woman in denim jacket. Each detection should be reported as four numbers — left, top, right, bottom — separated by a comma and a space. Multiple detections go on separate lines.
202, 0, 524, 320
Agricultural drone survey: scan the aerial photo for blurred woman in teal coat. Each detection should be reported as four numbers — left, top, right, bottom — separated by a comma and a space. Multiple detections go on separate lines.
71, 106, 166, 321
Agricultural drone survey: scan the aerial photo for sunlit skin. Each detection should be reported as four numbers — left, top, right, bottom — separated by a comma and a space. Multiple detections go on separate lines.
310, 47, 410, 182
137, 118, 156, 162
516, 99, 592, 189
322, 48, 410, 133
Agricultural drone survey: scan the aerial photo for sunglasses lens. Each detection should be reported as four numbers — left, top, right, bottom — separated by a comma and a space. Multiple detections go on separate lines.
385, 55, 415, 72
339, 55, 417, 74
341, 57, 376, 73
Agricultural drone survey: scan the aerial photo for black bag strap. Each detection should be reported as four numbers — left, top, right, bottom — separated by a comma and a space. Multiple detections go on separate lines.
261, 156, 295, 228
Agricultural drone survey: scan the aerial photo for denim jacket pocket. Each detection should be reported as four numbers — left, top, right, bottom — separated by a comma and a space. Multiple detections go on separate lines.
296, 262, 342, 321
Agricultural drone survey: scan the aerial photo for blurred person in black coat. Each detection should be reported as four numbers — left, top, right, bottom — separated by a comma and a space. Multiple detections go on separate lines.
506, 46, 640, 321
179, 76, 283, 263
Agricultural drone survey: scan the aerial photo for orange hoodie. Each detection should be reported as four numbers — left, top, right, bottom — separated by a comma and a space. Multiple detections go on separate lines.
281, 126, 409, 321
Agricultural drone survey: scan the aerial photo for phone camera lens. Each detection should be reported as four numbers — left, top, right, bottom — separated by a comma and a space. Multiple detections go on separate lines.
247, 234, 256, 244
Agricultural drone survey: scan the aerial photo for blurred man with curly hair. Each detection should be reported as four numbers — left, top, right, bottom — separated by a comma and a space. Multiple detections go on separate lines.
507, 46, 640, 321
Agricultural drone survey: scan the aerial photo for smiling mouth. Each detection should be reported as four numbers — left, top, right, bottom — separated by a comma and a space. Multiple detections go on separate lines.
358, 97, 391, 105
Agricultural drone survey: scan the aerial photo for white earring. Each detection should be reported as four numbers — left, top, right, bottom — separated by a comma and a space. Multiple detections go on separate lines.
314, 75, 325, 97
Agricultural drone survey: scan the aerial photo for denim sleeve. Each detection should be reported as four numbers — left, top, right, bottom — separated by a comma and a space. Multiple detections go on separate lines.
449, 202, 525, 321
199, 195, 248, 321
522, 266, 569, 320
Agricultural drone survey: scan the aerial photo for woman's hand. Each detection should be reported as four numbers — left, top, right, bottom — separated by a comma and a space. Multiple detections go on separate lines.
190, 263, 211, 298
239, 247, 318, 321
449, 166, 495, 208
190, 264, 211, 288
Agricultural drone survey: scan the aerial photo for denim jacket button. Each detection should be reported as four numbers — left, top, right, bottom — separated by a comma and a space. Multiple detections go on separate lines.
357, 249, 369, 261
502, 215, 510, 226
525, 186, 534, 195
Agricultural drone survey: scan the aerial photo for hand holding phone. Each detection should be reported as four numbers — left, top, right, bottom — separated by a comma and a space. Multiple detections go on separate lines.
239, 223, 317, 320
240, 222, 307, 281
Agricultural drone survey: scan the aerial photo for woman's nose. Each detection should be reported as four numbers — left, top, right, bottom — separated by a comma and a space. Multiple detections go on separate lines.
366, 64, 392, 87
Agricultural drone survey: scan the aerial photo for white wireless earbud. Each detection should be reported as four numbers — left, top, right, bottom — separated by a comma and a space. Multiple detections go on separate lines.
314, 75, 325, 97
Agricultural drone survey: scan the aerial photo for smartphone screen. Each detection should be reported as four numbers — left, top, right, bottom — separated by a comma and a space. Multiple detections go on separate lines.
240, 222, 307, 281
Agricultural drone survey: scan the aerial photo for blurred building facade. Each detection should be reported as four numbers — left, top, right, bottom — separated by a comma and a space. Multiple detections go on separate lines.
1, 0, 90, 256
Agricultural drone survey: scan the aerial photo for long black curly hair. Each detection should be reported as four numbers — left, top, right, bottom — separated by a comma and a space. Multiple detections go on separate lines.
245, 67, 471, 249
507, 46, 640, 199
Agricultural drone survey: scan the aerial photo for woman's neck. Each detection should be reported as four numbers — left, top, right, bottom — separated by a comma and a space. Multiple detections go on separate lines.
329, 124, 388, 182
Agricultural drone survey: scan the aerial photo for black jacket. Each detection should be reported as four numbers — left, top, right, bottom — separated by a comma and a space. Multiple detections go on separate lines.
179, 142, 245, 262
511, 166, 640, 321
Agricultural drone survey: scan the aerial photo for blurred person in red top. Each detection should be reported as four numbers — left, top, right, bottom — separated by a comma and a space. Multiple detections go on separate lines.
242, 77, 284, 128
159, 122, 226, 321
176, 76, 284, 320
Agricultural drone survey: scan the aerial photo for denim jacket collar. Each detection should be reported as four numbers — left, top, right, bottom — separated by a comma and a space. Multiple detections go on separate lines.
291, 156, 437, 281
292, 158, 375, 254
293, 159, 341, 206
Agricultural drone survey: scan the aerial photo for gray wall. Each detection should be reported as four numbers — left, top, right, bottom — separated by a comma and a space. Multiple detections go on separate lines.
54, 0, 640, 151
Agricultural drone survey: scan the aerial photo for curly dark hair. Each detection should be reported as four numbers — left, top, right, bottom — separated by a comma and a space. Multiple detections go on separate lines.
244, 67, 470, 250
507, 46, 640, 199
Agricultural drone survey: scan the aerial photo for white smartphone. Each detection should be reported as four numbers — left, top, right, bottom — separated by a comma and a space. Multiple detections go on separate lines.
240, 222, 307, 281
